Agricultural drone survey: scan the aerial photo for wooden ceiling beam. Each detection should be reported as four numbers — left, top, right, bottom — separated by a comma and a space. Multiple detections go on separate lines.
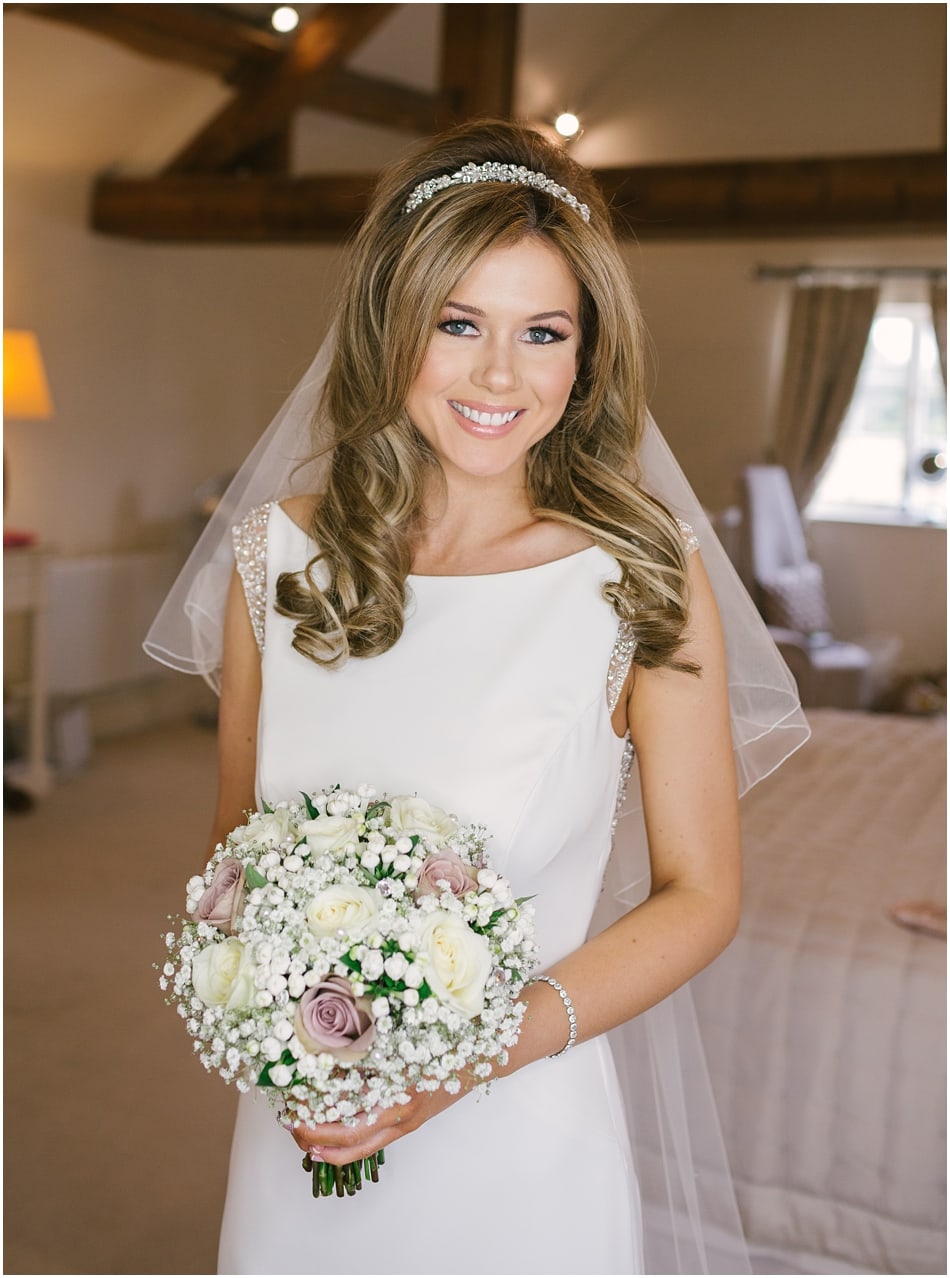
91, 151, 947, 243
91, 172, 373, 243
436, 4, 519, 130
595, 151, 948, 239
166, 4, 396, 174
302, 69, 438, 135
11, 3, 280, 80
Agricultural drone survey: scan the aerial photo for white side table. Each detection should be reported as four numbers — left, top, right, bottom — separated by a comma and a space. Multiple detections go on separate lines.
4, 545, 53, 796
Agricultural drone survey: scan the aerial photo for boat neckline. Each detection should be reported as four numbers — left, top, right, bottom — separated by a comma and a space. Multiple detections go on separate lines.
273, 501, 602, 580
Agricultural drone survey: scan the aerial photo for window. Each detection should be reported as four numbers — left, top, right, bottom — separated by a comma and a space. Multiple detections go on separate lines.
808, 301, 947, 525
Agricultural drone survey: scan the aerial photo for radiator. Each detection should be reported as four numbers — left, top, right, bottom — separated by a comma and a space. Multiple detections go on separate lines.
46, 550, 182, 696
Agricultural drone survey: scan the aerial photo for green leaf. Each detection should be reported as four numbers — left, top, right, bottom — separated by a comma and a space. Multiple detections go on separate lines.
261, 800, 274, 814
301, 792, 319, 820
365, 800, 390, 821
245, 865, 267, 889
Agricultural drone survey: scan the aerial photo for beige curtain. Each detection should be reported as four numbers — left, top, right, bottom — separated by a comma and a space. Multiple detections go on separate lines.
930, 279, 947, 388
773, 284, 880, 506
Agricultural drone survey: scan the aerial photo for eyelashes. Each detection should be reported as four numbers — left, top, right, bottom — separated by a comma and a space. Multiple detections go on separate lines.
437, 318, 571, 345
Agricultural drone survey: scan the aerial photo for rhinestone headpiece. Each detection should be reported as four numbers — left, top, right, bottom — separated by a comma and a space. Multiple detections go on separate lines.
403, 162, 591, 223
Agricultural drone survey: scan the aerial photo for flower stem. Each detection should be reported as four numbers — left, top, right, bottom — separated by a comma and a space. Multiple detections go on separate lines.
302, 1151, 387, 1198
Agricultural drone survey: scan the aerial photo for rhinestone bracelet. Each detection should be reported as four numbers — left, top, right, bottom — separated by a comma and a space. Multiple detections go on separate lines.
531, 975, 578, 1058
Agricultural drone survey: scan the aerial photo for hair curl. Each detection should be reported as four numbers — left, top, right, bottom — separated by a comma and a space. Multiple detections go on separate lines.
276, 119, 696, 674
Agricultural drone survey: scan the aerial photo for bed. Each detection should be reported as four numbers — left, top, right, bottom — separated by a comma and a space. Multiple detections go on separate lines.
692, 708, 947, 1275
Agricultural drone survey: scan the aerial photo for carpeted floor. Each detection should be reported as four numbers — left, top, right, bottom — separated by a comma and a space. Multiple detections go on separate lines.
4, 719, 236, 1275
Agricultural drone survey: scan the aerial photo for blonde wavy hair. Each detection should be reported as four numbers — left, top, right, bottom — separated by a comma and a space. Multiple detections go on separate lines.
276, 119, 696, 673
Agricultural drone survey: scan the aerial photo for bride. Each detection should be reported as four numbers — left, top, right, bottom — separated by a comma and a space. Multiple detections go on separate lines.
148, 119, 806, 1274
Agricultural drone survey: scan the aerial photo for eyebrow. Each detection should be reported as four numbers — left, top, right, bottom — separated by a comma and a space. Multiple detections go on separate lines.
443, 301, 575, 324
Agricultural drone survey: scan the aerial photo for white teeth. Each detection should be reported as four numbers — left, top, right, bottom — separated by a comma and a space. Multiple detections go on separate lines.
450, 401, 519, 426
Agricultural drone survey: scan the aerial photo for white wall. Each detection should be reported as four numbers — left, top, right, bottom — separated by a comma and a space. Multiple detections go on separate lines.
809, 519, 946, 673
4, 168, 343, 555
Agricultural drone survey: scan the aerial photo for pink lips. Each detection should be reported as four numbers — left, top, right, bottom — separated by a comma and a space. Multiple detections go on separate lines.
448, 400, 525, 439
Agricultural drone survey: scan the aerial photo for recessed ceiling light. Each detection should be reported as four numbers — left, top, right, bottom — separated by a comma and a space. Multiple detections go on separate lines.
554, 113, 581, 139
271, 6, 300, 33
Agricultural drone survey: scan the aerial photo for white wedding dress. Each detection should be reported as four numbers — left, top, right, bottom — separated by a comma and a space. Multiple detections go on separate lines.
217, 500, 653, 1275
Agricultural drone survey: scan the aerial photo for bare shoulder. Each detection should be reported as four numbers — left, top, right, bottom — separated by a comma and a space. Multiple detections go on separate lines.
279, 493, 320, 532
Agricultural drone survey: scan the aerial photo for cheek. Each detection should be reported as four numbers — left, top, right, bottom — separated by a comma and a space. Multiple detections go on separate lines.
537, 352, 578, 406
410, 346, 456, 397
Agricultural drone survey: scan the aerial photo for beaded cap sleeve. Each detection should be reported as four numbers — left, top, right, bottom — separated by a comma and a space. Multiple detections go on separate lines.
605, 518, 700, 714
232, 502, 274, 654
677, 518, 701, 555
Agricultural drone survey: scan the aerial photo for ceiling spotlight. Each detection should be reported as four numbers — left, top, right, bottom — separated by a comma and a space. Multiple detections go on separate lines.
554, 112, 581, 140
271, 6, 300, 33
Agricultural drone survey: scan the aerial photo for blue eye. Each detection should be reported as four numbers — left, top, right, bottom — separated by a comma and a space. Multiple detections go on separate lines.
524, 326, 564, 345
438, 319, 478, 337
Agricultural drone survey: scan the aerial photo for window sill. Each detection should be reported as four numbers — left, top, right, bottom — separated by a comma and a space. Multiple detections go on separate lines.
807, 506, 947, 531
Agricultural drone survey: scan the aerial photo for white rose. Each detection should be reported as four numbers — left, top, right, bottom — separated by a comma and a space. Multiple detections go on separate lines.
305, 884, 381, 939
417, 911, 491, 1020
388, 796, 458, 845
226, 940, 259, 1007
248, 807, 294, 846
300, 813, 361, 855
191, 938, 257, 1010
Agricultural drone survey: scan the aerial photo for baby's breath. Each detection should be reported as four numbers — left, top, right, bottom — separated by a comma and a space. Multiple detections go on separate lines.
161, 785, 537, 1129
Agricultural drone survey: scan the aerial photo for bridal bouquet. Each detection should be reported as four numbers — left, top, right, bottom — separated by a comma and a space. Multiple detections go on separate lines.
160, 784, 537, 1197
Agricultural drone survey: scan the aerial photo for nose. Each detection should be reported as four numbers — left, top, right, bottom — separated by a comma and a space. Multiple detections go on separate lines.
474, 337, 519, 394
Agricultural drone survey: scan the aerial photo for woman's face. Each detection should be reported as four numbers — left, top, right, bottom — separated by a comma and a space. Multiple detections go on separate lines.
405, 236, 581, 486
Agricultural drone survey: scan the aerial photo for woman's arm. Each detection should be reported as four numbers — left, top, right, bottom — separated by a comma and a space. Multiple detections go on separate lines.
289, 550, 742, 1163
535, 547, 741, 1032
205, 568, 262, 857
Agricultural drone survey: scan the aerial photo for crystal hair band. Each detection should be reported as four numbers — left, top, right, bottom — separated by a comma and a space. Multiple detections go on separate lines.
403, 162, 591, 223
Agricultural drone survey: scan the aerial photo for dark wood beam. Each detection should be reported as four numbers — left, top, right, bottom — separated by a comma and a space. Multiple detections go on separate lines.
436, 4, 518, 130
91, 151, 947, 243
91, 172, 374, 242
166, 4, 396, 173
595, 151, 948, 240
303, 69, 438, 136
11, 3, 280, 81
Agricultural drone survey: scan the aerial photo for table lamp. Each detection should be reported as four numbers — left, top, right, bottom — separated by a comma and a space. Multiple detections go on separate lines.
4, 329, 53, 546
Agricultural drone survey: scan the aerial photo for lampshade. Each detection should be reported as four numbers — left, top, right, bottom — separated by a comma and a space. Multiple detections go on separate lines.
3, 330, 53, 420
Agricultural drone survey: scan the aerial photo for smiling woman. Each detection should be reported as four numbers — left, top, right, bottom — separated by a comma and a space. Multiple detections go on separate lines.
406, 239, 580, 492
146, 118, 807, 1276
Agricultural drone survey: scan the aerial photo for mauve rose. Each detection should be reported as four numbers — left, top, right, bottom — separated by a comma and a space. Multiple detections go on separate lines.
415, 850, 479, 901
294, 975, 376, 1063
192, 857, 245, 934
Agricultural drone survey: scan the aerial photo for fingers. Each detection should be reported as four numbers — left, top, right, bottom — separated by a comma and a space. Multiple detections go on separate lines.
281, 1107, 405, 1165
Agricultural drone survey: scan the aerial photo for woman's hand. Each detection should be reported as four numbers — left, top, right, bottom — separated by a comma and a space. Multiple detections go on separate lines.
284, 1079, 473, 1165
